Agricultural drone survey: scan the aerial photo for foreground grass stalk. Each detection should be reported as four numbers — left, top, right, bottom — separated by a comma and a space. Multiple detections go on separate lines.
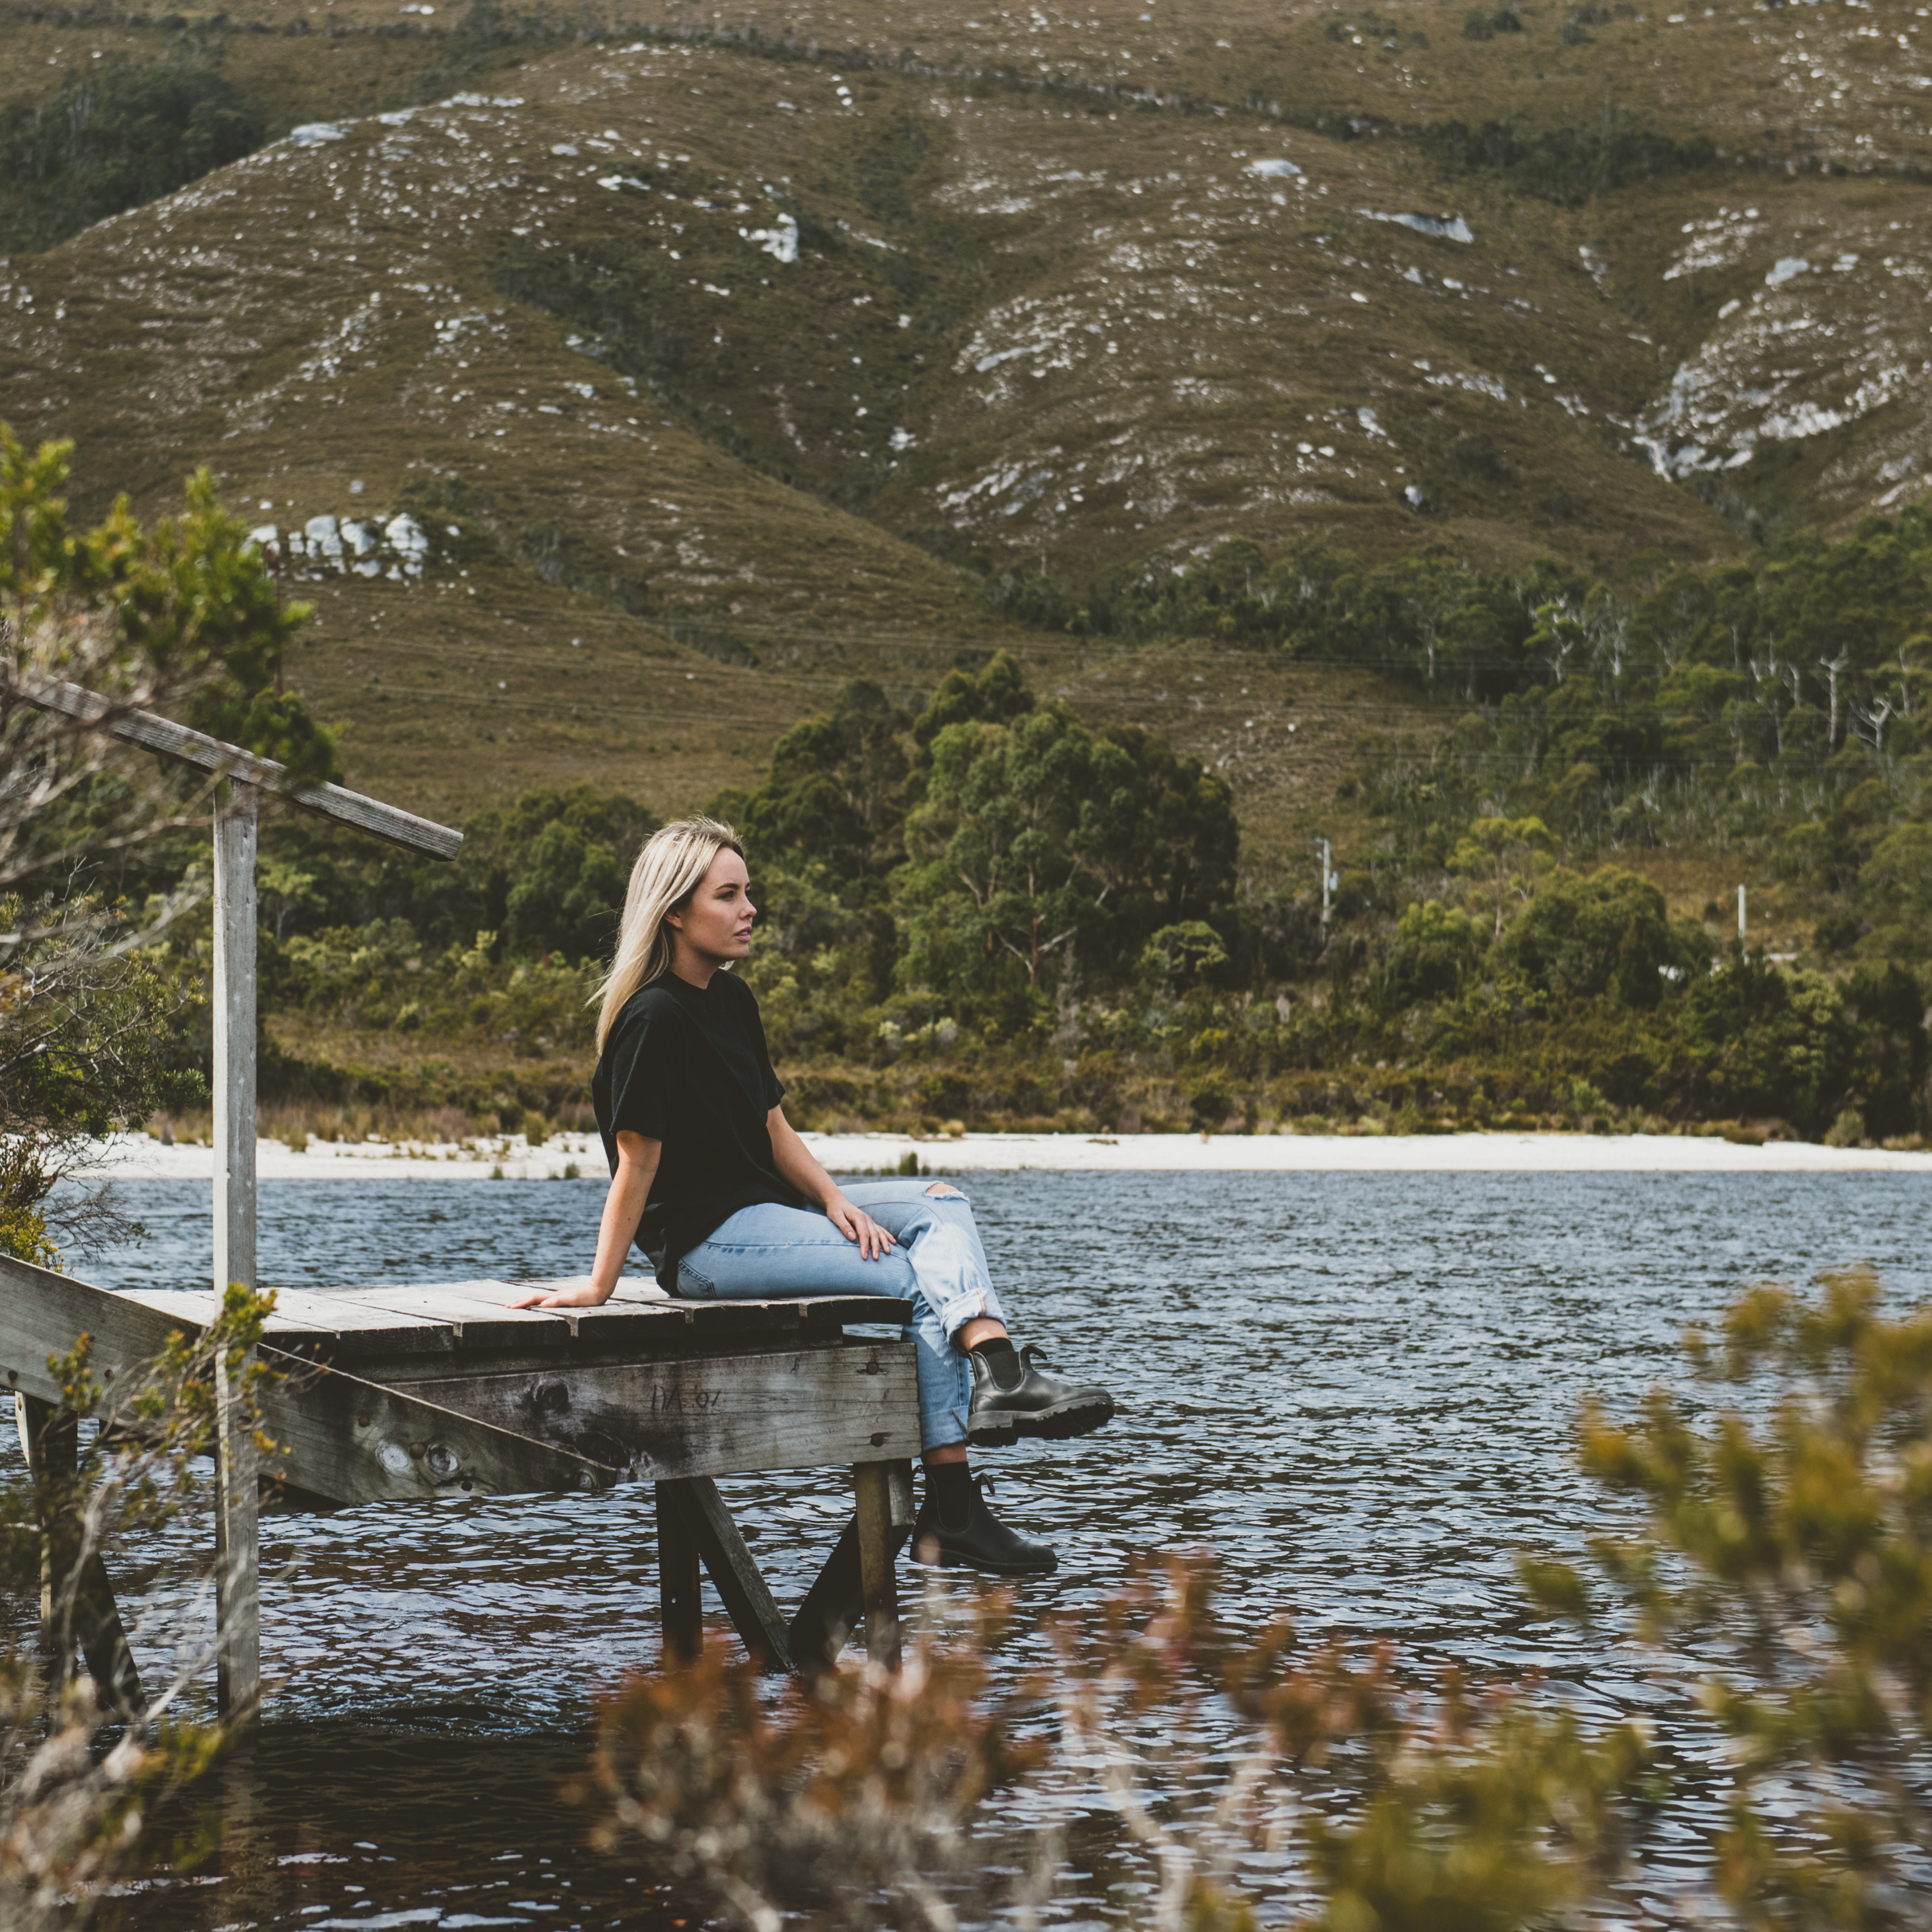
586, 1590, 1044, 1932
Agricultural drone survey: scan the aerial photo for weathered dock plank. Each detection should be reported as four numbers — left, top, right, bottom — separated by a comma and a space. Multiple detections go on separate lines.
566, 1294, 917, 1346
526, 1277, 667, 1304
258, 1350, 618, 1504
397, 1340, 919, 1481
114, 1286, 329, 1343
261, 1290, 455, 1359
296, 1285, 916, 1353
0, 1257, 199, 1401
327, 1287, 576, 1350
369, 1281, 694, 1350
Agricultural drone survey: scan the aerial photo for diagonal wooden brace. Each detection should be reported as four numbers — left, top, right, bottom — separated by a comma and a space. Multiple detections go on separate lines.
655, 1476, 795, 1675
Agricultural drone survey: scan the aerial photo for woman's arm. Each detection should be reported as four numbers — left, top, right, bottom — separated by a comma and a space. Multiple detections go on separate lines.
508, 1129, 660, 1307
768, 1105, 896, 1261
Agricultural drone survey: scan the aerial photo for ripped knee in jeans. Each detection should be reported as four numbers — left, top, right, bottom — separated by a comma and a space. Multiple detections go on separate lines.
924, 1181, 965, 1198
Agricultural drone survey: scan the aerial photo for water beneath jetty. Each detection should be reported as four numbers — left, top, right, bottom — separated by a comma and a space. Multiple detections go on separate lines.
25, 1170, 1931, 1928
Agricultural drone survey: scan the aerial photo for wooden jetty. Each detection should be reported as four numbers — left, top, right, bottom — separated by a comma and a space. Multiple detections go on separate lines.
3, 1257, 922, 1710
6, 683, 922, 1717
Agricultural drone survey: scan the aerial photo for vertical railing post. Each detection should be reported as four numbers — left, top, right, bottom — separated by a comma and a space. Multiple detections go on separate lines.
212, 787, 260, 1718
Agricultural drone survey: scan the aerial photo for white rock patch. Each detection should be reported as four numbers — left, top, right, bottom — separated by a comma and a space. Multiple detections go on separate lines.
1360, 210, 1473, 243
1662, 207, 1761, 281
740, 213, 799, 263
251, 508, 433, 580
1636, 233, 1922, 484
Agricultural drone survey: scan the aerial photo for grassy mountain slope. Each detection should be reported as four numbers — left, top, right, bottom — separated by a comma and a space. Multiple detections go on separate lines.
2, 0, 1927, 851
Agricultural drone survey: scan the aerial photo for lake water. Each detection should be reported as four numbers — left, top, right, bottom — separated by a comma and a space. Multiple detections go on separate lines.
20, 1170, 1930, 1929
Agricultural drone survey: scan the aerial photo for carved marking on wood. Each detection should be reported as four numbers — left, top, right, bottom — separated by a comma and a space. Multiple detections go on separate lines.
406, 1342, 920, 1484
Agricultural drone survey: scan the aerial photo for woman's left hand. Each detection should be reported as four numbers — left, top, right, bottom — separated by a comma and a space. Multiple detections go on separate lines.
507, 1281, 611, 1308
825, 1194, 897, 1261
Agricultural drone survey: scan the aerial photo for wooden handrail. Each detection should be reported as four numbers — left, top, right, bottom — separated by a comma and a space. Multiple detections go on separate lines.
10, 675, 464, 1711
15, 677, 463, 861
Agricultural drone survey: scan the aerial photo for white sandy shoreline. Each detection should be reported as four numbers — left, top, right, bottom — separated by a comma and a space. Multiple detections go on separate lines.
74, 1129, 1932, 1183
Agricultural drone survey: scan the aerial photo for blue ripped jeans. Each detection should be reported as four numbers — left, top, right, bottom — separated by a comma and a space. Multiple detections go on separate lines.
672, 1180, 1006, 1452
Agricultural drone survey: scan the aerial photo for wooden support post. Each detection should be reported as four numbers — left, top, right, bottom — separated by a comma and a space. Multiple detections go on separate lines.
213, 789, 260, 1719
658, 1477, 794, 1674
15, 1393, 73, 1650
853, 1459, 903, 1670
655, 1481, 702, 1666
790, 1460, 914, 1674
887, 1460, 915, 1538
14, 1394, 143, 1717
214, 1346, 258, 1718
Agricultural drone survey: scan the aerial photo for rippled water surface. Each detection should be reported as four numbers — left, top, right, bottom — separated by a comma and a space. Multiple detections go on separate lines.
25, 1168, 1931, 1927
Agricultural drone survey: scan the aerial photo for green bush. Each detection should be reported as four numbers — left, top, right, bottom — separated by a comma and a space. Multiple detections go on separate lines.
1682, 953, 1854, 1129
0, 54, 264, 256
1380, 900, 1483, 1008
1138, 921, 1231, 992
1495, 868, 1695, 1009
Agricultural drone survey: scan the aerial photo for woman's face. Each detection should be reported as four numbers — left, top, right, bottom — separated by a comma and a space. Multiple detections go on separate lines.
666, 846, 756, 971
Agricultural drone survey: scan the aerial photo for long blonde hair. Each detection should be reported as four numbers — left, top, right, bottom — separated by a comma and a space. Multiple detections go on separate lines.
594, 816, 745, 1050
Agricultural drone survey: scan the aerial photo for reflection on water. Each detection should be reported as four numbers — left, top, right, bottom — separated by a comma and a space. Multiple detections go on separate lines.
21, 1169, 1929, 1927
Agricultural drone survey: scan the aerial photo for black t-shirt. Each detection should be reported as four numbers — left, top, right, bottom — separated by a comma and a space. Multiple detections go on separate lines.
591, 970, 804, 1287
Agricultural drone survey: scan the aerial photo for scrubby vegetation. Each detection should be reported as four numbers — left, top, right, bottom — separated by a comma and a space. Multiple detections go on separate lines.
181, 498, 1932, 1147
0, 1286, 275, 1925
9, 421, 1919, 1152
0, 50, 264, 258
0, 432, 336, 1259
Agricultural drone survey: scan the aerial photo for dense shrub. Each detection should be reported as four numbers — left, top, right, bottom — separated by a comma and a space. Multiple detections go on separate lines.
0, 55, 264, 256
1378, 900, 1483, 1009
1426, 112, 1716, 203
1496, 869, 1707, 1009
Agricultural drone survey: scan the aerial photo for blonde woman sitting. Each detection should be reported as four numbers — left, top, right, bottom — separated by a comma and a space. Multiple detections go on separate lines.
509, 817, 1114, 1575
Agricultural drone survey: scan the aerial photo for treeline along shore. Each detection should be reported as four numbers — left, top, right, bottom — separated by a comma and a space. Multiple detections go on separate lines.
85, 497, 1931, 1156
